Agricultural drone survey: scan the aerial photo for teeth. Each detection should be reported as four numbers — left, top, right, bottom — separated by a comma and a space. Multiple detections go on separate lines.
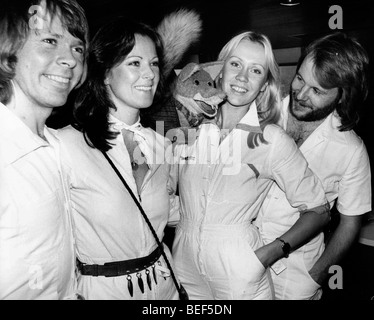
232, 85, 247, 93
136, 86, 152, 91
45, 75, 70, 84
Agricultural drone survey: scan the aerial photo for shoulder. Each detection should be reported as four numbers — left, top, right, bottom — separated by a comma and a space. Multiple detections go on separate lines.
55, 125, 88, 149
263, 123, 292, 143
57, 125, 81, 138
327, 115, 367, 152
337, 128, 366, 148
263, 124, 300, 160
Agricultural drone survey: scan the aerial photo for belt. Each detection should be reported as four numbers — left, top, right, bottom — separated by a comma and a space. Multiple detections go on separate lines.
77, 247, 162, 277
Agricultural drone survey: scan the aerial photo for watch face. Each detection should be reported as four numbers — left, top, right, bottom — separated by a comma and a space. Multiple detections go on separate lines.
277, 238, 291, 257
283, 243, 291, 254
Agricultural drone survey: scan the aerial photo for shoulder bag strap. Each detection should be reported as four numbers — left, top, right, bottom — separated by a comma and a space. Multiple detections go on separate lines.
101, 151, 188, 300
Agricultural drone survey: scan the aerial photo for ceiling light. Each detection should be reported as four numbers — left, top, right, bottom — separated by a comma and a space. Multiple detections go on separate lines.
280, 0, 300, 6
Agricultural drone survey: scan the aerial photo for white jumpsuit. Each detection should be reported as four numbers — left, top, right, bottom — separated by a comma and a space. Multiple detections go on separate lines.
171, 103, 328, 300
57, 116, 179, 300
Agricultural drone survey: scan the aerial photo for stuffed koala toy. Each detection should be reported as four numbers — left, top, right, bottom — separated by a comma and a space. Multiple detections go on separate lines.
174, 61, 226, 128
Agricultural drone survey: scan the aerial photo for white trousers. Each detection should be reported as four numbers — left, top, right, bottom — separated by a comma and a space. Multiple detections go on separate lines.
172, 220, 273, 300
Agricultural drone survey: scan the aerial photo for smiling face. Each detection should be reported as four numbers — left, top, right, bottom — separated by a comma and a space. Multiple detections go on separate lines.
221, 39, 268, 108
105, 34, 160, 115
290, 55, 340, 121
13, 13, 85, 110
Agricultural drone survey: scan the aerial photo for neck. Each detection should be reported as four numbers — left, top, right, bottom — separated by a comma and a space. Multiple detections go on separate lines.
218, 102, 250, 131
110, 107, 140, 126
286, 113, 324, 147
6, 95, 51, 140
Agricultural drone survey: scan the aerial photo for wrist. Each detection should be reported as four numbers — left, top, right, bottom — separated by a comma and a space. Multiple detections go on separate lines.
276, 237, 291, 258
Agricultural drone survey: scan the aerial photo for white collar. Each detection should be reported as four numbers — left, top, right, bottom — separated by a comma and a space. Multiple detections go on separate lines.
109, 114, 146, 140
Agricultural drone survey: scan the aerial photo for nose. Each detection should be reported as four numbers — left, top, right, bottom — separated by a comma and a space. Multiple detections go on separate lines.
57, 46, 77, 69
296, 85, 310, 101
235, 68, 249, 82
142, 65, 155, 80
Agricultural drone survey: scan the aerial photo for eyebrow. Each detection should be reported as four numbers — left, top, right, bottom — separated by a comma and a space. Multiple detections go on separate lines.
229, 55, 265, 68
126, 55, 159, 60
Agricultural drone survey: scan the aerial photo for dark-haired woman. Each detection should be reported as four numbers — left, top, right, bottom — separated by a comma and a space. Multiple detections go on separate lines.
56, 17, 179, 300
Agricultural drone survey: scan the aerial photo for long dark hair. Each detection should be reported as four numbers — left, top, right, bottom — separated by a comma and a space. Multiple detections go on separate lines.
73, 17, 165, 151
297, 32, 369, 131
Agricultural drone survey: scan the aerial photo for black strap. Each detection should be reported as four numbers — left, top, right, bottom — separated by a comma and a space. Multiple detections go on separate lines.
102, 151, 188, 300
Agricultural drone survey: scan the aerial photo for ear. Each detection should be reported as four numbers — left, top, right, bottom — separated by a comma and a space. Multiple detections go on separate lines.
179, 62, 201, 82
199, 61, 224, 82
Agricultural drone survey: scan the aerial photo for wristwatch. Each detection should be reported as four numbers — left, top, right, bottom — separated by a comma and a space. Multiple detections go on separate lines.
276, 238, 291, 258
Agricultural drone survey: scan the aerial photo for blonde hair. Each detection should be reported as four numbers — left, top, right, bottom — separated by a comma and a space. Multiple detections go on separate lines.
218, 31, 282, 147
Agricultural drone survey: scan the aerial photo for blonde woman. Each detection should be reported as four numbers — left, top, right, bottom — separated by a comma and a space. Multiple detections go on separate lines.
171, 31, 330, 300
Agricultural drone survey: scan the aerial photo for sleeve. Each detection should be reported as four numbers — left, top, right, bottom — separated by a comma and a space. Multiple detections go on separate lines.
268, 127, 328, 213
336, 140, 372, 216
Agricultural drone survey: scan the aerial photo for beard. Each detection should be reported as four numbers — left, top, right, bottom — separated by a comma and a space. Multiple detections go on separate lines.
289, 90, 339, 122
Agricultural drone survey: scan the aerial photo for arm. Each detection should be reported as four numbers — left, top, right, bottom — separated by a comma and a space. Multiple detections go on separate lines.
308, 213, 362, 285
308, 140, 371, 284
256, 203, 330, 268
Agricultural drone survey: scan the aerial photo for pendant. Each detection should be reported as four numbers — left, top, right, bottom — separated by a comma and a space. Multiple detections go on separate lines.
137, 272, 144, 294
146, 269, 152, 291
152, 265, 157, 285
127, 275, 133, 297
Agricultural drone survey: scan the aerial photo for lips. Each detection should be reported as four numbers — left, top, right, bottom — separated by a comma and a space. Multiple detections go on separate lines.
135, 85, 153, 91
44, 74, 71, 84
231, 85, 248, 93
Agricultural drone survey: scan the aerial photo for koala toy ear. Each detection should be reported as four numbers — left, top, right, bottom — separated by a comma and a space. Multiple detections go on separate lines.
199, 61, 224, 83
179, 62, 201, 82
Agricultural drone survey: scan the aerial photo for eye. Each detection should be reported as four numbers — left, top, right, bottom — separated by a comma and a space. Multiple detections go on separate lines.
151, 61, 159, 67
252, 69, 262, 75
230, 61, 239, 68
129, 61, 140, 66
313, 88, 321, 95
73, 47, 85, 55
43, 38, 57, 45
194, 80, 200, 85
208, 81, 212, 86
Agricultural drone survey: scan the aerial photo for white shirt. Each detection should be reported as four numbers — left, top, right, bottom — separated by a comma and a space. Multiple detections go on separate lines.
0, 103, 76, 300
256, 96, 372, 299
258, 95, 372, 240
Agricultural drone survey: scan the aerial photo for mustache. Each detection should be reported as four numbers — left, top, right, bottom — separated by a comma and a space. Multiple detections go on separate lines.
291, 91, 308, 108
